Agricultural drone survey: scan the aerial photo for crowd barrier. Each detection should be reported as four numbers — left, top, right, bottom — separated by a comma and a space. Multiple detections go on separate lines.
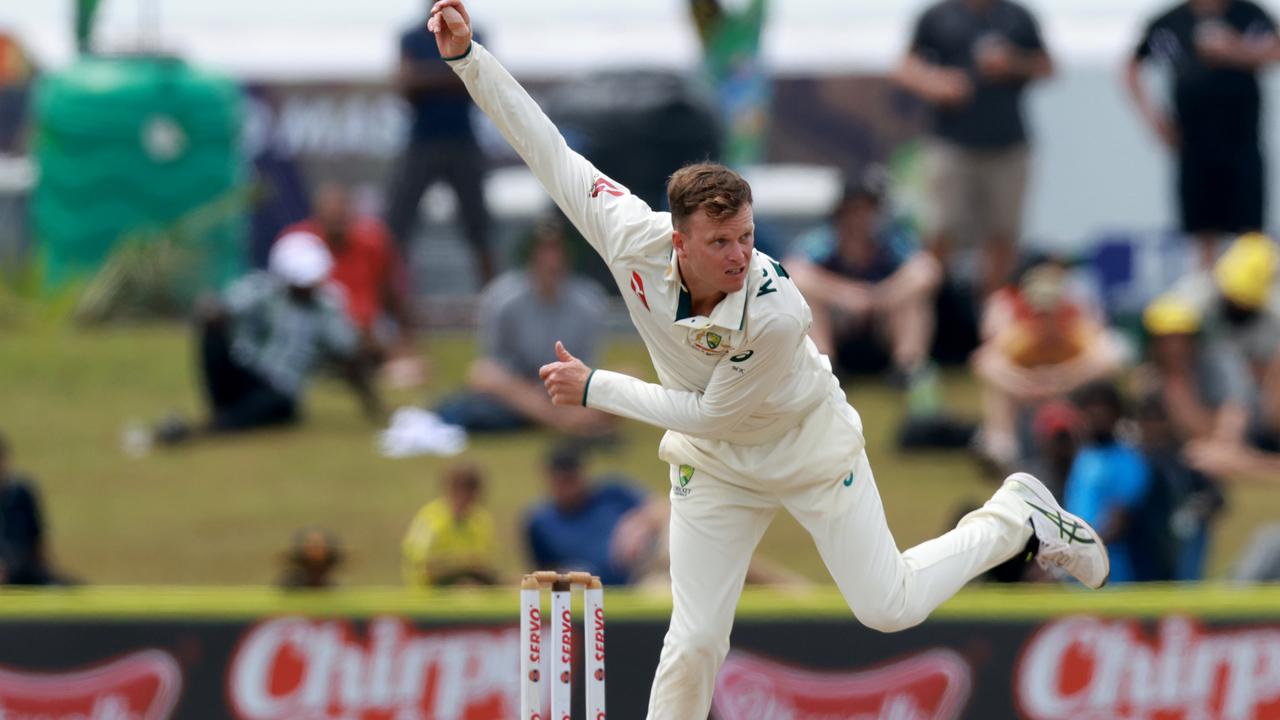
0, 583, 1277, 719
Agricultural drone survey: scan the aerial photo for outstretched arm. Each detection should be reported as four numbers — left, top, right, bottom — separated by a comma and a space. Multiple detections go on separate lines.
540, 315, 805, 440
429, 0, 665, 265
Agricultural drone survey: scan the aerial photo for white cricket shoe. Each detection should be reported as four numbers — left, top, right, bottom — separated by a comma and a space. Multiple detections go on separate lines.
1003, 472, 1110, 589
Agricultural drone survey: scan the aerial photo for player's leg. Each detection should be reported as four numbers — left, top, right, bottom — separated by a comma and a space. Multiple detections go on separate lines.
647, 464, 776, 719
783, 449, 1033, 633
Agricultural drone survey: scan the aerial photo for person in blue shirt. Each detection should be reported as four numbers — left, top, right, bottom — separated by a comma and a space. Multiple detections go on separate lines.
525, 443, 665, 586
1064, 382, 1152, 584
384, 5, 495, 283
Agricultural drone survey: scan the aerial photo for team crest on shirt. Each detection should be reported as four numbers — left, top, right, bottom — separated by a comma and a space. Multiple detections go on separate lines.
689, 328, 730, 356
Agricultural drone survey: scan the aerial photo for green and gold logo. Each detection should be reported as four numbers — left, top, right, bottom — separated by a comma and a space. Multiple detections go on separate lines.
679, 464, 695, 487
705, 332, 721, 350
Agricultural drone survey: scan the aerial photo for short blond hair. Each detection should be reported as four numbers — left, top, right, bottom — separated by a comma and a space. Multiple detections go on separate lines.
666, 162, 753, 229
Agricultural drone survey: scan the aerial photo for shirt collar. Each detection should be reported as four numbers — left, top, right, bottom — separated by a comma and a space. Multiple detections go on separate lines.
665, 249, 750, 331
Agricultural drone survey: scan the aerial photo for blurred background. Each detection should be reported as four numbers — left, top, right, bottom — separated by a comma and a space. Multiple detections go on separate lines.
1, 1, 1279, 718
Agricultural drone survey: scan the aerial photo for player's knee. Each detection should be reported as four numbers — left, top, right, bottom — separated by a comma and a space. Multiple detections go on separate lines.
854, 604, 925, 634
664, 628, 729, 667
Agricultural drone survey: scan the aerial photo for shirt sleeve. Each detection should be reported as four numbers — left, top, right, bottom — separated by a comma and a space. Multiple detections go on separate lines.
1133, 16, 1162, 60
448, 42, 665, 266
584, 314, 805, 440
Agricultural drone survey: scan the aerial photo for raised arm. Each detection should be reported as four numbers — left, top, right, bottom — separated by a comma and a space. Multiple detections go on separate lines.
429, 0, 664, 265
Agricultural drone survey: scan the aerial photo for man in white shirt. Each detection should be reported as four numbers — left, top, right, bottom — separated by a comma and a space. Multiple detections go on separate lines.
427, 3, 1110, 717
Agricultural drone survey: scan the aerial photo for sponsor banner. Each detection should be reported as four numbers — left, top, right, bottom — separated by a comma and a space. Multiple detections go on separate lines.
0, 615, 1277, 719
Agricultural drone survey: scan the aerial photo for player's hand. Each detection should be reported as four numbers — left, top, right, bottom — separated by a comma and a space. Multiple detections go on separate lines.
539, 341, 593, 406
428, 0, 473, 59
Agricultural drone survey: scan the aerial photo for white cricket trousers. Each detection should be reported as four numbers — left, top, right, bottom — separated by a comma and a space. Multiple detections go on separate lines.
645, 391, 1034, 719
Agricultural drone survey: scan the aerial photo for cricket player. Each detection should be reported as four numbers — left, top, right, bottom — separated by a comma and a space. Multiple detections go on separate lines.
426, 3, 1110, 717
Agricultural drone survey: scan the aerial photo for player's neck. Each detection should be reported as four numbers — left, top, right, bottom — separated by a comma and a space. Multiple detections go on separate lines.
677, 258, 728, 318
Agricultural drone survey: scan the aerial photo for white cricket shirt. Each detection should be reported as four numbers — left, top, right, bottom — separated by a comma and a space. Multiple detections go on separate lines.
450, 43, 840, 446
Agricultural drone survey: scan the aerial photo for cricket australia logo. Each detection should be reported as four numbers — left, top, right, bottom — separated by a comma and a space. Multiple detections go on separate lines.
674, 464, 694, 497
690, 329, 729, 356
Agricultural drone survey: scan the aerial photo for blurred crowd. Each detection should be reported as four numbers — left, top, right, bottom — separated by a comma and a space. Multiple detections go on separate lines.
1, 0, 1279, 589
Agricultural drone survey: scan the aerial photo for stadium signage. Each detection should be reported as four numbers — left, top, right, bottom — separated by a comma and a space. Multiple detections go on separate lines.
1016, 615, 1280, 719
0, 650, 182, 720
712, 648, 971, 720
227, 616, 518, 719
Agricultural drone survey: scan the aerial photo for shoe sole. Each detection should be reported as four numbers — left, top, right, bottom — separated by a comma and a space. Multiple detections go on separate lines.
1007, 472, 1111, 589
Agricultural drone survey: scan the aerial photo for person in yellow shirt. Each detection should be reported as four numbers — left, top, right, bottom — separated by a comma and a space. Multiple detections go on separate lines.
402, 463, 497, 587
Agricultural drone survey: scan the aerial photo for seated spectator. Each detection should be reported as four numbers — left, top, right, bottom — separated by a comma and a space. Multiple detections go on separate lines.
1134, 393, 1224, 582
154, 232, 379, 445
0, 433, 57, 586
402, 463, 497, 587
438, 218, 614, 436
280, 182, 424, 386
1063, 382, 1151, 585
1028, 400, 1084, 499
786, 168, 943, 409
278, 528, 344, 589
525, 444, 665, 586
971, 260, 1125, 467
1143, 233, 1280, 481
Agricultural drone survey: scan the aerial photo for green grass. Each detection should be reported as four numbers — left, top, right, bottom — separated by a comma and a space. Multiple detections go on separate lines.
0, 325, 1275, 585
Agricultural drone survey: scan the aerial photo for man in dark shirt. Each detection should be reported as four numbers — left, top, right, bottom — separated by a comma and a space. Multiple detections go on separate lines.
894, 0, 1053, 298
1126, 0, 1280, 268
0, 433, 53, 585
384, 7, 495, 283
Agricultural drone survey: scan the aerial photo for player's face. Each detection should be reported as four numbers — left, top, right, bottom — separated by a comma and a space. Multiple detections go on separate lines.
675, 205, 755, 297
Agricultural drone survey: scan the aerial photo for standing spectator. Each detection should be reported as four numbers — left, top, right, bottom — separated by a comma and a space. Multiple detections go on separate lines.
971, 261, 1126, 468
689, 0, 770, 167
0, 433, 55, 586
281, 183, 423, 383
1064, 382, 1152, 585
153, 232, 379, 445
402, 463, 497, 587
1028, 400, 1084, 499
278, 528, 344, 590
525, 444, 666, 586
786, 169, 942, 410
1125, 0, 1280, 268
1142, 233, 1280, 481
385, 4, 494, 283
893, 0, 1054, 297
437, 217, 613, 436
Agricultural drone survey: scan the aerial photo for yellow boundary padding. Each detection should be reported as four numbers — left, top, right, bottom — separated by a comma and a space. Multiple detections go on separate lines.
0, 583, 1277, 622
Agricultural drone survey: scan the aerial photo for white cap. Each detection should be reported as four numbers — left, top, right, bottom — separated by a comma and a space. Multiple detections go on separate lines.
269, 231, 333, 287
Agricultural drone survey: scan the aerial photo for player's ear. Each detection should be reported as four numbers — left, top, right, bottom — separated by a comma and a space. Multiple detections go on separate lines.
671, 228, 686, 257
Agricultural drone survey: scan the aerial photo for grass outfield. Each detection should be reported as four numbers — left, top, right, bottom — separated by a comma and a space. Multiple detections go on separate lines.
1, 324, 1275, 585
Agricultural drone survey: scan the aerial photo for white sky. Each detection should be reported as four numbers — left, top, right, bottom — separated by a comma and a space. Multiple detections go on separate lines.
0, 0, 1233, 80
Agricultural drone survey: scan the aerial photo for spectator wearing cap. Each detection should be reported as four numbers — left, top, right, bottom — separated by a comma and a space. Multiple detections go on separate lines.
1143, 233, 1280, 480
152, 232, 377, 445
437, 217, 614, 436
278, 528, 344, 589
279, 183, 423, 385
971, 259, 1127, 468
525, 444, 665, 586
1064, 382, 1152, 585
1028, 400, 1084, 499
402, 463, 497, 587
786, 169, 943, 409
